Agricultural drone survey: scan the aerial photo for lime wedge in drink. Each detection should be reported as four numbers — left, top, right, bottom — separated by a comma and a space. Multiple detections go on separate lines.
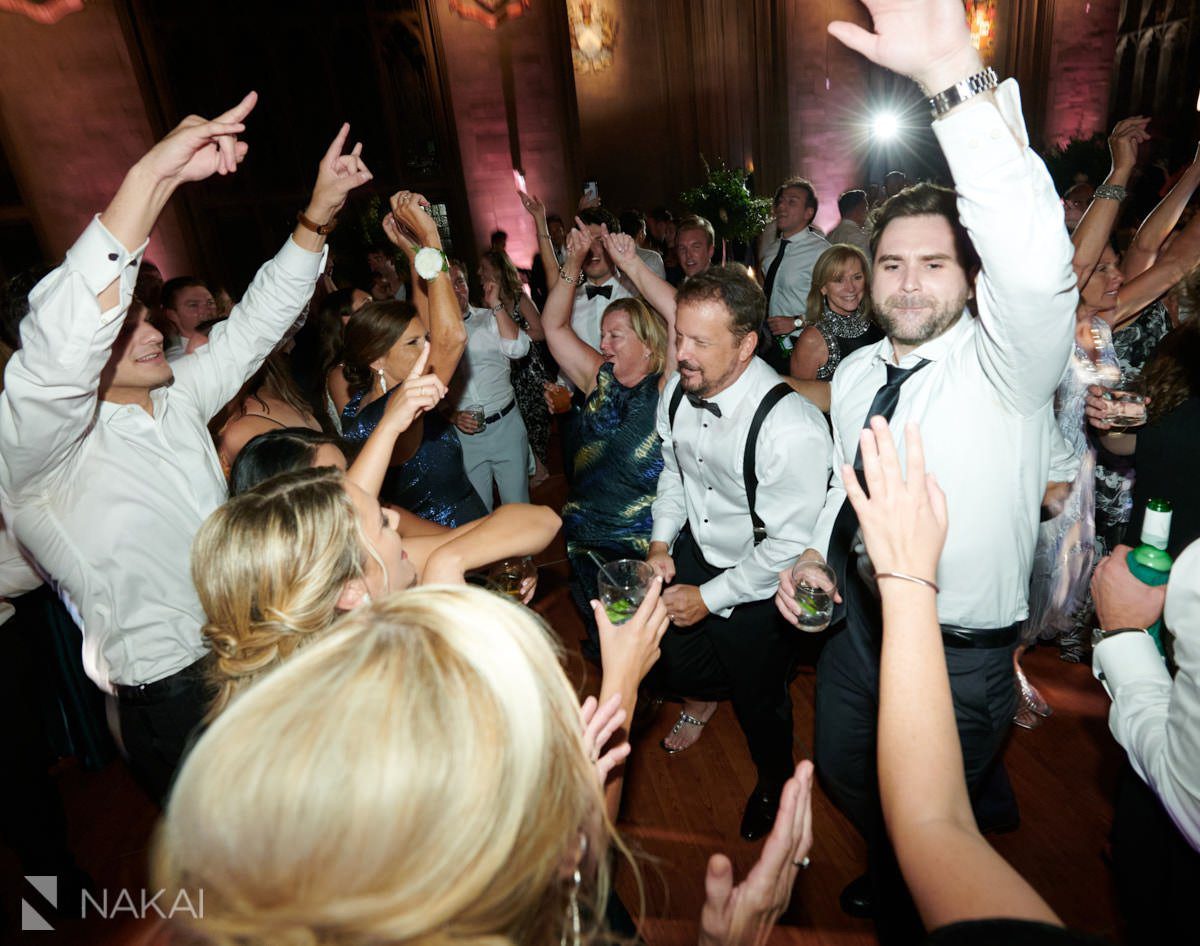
605, 597, 637, 624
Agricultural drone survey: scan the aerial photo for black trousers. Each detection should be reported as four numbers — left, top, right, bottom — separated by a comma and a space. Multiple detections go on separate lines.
115, 658, 214, 806
814, 570, 1017, 944
651, 529, 797, 787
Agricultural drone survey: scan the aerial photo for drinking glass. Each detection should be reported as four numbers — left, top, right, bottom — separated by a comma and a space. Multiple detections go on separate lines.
547, 383, 572, 414
790, 560, 836, 632
1101, 378, 1146, 430
597, 559, 655, 625
465, 403, 486, 431
488, 557, 535, 601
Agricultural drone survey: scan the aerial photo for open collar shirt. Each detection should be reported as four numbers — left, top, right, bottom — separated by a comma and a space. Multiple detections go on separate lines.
811, 80, 1077, 630
0, 216, 325, 690
652, 357, 832, 616
453, 305, 530, 414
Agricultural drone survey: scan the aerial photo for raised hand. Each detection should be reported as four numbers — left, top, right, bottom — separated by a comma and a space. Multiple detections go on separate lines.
602, 231, 639, 271
139, 91, 258, 185
382, 213, 420, 256
579, 693, 631, 786
482, 278, 502, 311
379, 341, 446, 433
827, 0, 979, 95
518, 190, 547, 220
306, 123, 373, 224
698, 761, 815, 946
842, 418, 947, 584
564, 226, 591, 268
1109, 117, 1151, 174
389, 190, 440, 247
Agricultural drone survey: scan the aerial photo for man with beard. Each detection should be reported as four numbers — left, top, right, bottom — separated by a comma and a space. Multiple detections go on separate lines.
773, 0, 1076, 939
647, 264, 830, 841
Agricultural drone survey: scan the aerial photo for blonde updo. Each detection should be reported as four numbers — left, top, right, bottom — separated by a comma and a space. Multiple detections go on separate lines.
191, 466, 366, 717
155, 587, 611, 946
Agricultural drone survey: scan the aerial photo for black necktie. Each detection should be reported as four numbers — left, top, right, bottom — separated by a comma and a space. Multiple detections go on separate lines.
686, 393, 722, 418
586, 284, 613, 300
761, 238, 790, 307
827, 358, 931, 604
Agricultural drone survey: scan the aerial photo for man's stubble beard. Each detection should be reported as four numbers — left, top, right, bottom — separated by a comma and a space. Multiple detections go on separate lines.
873, 288, 969, 348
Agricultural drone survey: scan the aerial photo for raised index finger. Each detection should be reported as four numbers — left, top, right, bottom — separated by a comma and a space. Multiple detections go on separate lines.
323, 122, 351, 165
407, 339, 431, 379
216, 90, 258, 125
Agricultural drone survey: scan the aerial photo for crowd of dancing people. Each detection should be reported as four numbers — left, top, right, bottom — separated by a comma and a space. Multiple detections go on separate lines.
2, 2, 1199, 945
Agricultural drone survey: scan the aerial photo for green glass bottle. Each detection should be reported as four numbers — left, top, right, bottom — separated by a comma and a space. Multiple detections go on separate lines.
1125, 498, 1173, 657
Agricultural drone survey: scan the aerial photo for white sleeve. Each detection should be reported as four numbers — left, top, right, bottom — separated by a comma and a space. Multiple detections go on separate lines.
650, 377, 687, 549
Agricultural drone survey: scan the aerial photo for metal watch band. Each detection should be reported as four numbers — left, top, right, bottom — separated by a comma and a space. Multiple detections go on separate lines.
1091, 626, 1148, 648
928, 67, 999, 119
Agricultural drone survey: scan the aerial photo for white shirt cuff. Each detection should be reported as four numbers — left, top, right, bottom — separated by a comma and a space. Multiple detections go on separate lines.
933, 79, 1027, 176
1093, 631, 1170, 694
64, 215, 148, 301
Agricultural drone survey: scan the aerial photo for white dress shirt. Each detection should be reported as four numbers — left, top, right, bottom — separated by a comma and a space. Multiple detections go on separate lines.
759, 227, 831, 320
811, 80, 1077, 629
0, 216, 324, 690
571, 275, 633, 351
0, 513, 41, 627
1094, 539, 1200, 851
827, 219, 870, 255
652, 358, 832, 616
453, 305, 530, 414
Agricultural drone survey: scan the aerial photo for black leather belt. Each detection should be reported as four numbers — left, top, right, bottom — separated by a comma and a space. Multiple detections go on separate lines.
941, 623, 1019, 649
484, 400, 516, 425
112, 655, 214, 705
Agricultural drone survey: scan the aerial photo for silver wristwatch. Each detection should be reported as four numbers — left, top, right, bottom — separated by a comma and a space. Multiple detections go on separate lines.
928, 67, 999, 119
1091, 626, 1148, 649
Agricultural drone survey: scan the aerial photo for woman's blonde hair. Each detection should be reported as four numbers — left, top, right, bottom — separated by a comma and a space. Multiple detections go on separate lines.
155, 587, 612, 946
192, 466, 368, 717
602, 298, 668, 374
803, 243, 872, 324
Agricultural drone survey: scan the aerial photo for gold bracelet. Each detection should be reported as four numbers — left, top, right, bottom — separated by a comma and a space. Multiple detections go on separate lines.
875, 571, 939, 593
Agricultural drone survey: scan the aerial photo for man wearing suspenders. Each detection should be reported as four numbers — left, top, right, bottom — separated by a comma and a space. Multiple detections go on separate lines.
647, 265, 832, 840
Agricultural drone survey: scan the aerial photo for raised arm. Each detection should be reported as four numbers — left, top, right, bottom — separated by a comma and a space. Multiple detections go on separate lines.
519, 190, 561, 293
601, 230, 678, 384
345, 342, 447, 497
1123, 144, 1200, 281
387, 191, 466, 387
1072, 117, 1150, 288
0, 93, 260, 489
1111, 207, 1200, 327
540, 227, 605, 393
414, 503, 561, 583
171, 122, 373, 420
846, 417, 1059, 930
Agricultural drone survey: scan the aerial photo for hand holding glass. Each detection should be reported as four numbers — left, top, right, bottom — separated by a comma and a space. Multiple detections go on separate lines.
488, 557, 535, 600
597, 559, 655, 625
1101, 378, 1146, 429
790, 561, 836, 632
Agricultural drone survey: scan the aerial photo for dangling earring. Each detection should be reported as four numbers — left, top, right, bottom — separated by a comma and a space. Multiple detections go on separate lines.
561, 834, 585, 946
377, 368, 388, 395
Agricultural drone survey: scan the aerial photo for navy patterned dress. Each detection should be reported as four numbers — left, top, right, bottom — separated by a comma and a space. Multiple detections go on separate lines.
562, 364, 663, 657
341, 388, 487, 527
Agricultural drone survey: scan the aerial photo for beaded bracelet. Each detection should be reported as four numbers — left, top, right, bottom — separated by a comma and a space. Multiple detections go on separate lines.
559, 267, 584, 286
875, 571, 939, 593
1094, 183, 1127, 202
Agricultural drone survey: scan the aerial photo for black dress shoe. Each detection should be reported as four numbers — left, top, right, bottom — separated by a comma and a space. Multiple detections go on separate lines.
739, 784, 782, 841
839, 873, 874, 919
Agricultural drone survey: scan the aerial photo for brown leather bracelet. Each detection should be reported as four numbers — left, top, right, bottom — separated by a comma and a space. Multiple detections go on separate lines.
296, 210, 338, 235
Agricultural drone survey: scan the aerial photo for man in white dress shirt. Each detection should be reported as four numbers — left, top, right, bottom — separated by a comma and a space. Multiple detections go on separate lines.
1091, 539, 1200, 943
0, 95, 372, 802
647, 265, 831, 841
619, 209, 667, 279
774, 0, 1077, 935
449, 261, 532, 510
758, 177, 831, 371
827, 189, 871, 255
570, 207, 634, 351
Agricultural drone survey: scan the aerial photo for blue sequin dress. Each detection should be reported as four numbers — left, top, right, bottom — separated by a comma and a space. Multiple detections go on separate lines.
340, 388, 487, 527
563, 364, 663, 658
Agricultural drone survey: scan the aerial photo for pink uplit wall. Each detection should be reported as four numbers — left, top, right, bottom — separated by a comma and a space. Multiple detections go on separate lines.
0, 0, 189, 274
783, 0, 873, 234
1042, 0, 1122, 148
433, 2, 579, 270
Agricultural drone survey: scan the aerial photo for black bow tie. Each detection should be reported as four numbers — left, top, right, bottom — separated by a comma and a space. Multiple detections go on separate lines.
585, 284, 613, 300
687, 393, 722, 418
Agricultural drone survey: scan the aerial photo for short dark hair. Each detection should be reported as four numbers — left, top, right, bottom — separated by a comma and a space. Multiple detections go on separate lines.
578, 207, 620, 233
867, 182, 980, 278
546, 213, 564, 227
161, 276, 207, 311
648, 207, 673, 223
774, 177, 818, 218
230, 428, 342, 497
837, 189, 868, 217
619, 209, 646, 238
674, 264, 765, 342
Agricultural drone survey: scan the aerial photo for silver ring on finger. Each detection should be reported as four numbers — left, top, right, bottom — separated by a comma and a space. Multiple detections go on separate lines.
793, 856, 810, 869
